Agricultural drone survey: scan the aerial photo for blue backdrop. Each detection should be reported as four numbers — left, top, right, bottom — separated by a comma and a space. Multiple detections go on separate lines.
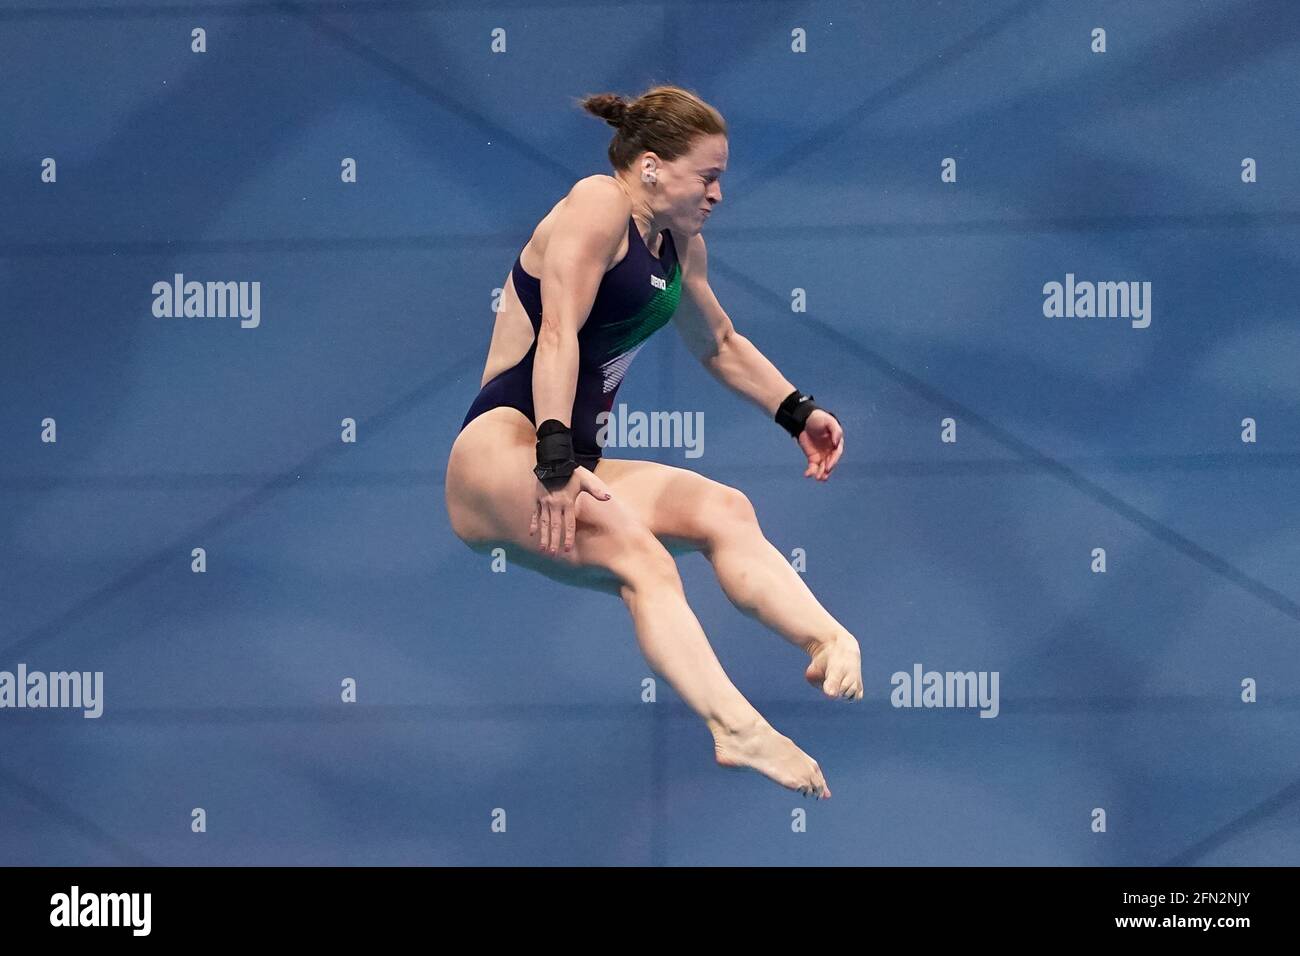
2, 0, 1297, 866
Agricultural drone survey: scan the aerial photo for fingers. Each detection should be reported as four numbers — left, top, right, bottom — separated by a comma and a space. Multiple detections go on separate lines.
535, 501, 550, 552
536, 499, 562, 553
535, 471, 615, 553
547, 500, 563, 554
803, 437, 823, 477
807, 430, 844, 482
823, 436, 844, 480
580, 471, 613, 501
579, 468, 613, 502
540, 499, 586, 552
799, 421, 843, 481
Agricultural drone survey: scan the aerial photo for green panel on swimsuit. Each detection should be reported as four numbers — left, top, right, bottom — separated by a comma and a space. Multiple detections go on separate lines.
601, 261, 682, 360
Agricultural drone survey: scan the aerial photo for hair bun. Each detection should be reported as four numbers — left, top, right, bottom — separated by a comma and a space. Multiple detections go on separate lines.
579, 92, 633, 130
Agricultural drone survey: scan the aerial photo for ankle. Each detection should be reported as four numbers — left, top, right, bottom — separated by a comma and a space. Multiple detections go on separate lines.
803, 629, 853, 658
707, 709, 767, 741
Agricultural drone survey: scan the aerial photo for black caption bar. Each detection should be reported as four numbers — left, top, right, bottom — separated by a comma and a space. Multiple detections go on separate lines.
0, 866, 1284, 941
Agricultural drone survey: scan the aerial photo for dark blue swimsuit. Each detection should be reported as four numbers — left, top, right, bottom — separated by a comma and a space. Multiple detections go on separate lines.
460, 216, 682, 470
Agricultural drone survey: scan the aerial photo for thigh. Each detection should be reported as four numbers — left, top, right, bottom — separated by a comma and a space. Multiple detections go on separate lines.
447, 409, 664, 592
591, 457, 747, 554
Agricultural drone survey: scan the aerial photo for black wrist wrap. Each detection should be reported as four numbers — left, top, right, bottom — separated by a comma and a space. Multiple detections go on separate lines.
775, 388, 839, 438
534, 419, 578, 487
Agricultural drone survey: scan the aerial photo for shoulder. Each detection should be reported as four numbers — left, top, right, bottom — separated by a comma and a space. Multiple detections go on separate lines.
541, 176, 632, 268
566, 174, 632, 217
554, 175, 632, 242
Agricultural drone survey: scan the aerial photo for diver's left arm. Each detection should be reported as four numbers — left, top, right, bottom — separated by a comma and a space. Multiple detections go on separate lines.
671, 232, 844, 480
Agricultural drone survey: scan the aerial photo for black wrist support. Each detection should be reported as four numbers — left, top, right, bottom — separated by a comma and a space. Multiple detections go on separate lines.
534, 419, 578, 487
774, 388, 839, 438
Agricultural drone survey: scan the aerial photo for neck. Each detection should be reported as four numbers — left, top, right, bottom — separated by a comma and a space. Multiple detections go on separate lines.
613, 173, 661, 246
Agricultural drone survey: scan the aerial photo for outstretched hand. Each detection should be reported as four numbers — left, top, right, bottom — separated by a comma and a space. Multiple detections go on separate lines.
797, 409, 843, 481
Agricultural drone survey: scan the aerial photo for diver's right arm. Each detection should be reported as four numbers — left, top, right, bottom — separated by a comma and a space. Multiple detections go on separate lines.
532, 177, 628, 428
529, 177, 628, 553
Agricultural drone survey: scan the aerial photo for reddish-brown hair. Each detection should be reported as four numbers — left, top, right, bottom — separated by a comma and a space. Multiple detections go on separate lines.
577, 84, 727, 171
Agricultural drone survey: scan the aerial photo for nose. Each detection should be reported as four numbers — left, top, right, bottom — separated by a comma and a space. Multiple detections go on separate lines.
706, 181, 722, 205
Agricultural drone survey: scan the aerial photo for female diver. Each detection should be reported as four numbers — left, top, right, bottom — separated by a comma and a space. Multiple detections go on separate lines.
446, 85, 860, 799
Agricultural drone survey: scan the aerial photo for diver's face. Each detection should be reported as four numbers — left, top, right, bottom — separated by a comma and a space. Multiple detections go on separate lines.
659, 133, 728, 233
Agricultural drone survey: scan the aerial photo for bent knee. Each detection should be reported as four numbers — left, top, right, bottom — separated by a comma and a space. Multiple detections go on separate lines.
700, 484, 759, 548
717, 485, 757, 522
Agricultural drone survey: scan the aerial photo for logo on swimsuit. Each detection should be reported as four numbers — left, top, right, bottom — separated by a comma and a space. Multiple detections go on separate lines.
650, 275, 666, 290
594, 403, 705, 459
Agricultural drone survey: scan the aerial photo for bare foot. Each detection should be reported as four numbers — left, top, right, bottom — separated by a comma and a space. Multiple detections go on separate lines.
713, 716, 831, 799
805, 632, 864, 700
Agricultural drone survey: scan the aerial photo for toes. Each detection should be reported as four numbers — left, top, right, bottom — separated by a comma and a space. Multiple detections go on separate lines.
797, 763, 830, 800
827, 672, 852, 698
812, 764, 828, 797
